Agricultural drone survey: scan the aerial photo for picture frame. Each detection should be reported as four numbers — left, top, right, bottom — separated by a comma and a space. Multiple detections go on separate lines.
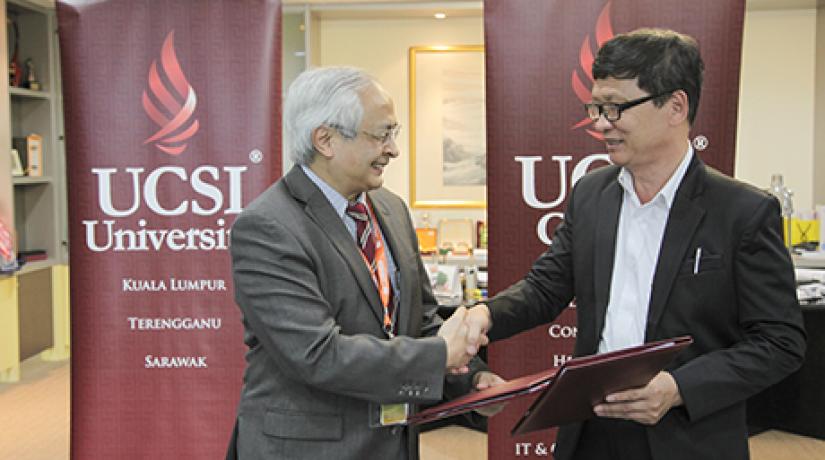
409, 45, 486, 209
10, 149, 24, 177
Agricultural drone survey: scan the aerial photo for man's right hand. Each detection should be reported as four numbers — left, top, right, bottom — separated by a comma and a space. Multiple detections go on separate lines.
465, 304, 492, 355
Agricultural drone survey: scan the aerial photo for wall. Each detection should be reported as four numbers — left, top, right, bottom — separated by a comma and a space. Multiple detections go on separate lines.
283, 12, 307, 99
23, 0, 52, 8
736, 7, 817, 212
317, 14, 485, 225
312, 5, 823, 223
0, 0, 12, 228
815, 4, 825, 206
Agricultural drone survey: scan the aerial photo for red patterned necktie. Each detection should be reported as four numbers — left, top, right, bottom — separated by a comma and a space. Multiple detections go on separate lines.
0, 220, 13, 263
346, 201, 395, 324
346, 202, 376, 266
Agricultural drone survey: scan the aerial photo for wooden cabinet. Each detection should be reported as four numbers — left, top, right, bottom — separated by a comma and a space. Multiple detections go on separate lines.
0, 0, 68, 382
8, 0, 65, 267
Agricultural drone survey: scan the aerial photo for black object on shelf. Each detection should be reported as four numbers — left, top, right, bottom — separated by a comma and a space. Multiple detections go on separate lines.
17, 249, 47, 263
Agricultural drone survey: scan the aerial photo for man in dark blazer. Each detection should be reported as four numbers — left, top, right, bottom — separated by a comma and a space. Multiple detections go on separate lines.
228, 66, 500, 459
465, 29, 806, 460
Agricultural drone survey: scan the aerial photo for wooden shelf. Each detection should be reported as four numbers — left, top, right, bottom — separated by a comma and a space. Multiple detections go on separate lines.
12, 176, 52, 186
17, 259, 55, 275
9, 87, 50, 100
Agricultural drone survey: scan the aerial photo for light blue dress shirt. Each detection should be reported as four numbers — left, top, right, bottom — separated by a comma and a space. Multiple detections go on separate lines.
301, 165, 401, 319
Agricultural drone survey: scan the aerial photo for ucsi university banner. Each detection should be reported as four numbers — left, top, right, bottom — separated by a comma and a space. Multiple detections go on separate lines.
485, 0, 744, 458
57, 1, 281, 457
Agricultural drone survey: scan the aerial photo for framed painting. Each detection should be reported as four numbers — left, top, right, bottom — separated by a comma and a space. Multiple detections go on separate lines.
409, 45, 486, 208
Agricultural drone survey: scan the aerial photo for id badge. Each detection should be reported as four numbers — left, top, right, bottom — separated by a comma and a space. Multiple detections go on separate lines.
368, 403, 409, 427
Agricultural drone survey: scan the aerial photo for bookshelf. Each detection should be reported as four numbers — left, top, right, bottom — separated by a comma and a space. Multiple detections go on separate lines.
1, 0, 68, 382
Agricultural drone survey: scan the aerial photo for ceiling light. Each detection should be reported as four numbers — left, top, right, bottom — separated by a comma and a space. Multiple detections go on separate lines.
434, 12, 447, 19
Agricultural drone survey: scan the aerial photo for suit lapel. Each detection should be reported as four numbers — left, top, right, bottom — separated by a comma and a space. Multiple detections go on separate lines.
645, 157, 706, 339
593, 177, 623, 345
369, 192, 415, 337
284, 167, 385, 326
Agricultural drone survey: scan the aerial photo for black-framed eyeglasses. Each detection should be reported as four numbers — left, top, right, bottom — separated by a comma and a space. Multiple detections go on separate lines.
584, 90, 677, 122
328, 123, 402, 145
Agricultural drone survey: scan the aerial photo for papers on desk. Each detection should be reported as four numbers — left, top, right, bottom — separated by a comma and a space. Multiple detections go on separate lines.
796, 268, 825, 283
424, 263, 463, 306
795, 268, 825, 304
794, 251, 825, 269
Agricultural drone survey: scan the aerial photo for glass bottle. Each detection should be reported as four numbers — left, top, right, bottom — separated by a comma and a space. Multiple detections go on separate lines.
415, 213, 438, 256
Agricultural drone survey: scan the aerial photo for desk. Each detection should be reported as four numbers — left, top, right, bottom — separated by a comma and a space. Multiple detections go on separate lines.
747, 304, 825, 440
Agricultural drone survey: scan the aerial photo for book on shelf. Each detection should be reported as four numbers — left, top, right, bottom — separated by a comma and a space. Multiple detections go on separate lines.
18, 249, 48, 263
12, 134, 43, 177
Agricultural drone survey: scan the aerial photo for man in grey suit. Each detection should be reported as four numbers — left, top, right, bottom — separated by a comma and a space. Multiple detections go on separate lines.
228, 66, 499, 459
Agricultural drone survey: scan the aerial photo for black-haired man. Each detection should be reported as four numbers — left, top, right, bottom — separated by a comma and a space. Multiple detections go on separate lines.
465, 28, 805, 460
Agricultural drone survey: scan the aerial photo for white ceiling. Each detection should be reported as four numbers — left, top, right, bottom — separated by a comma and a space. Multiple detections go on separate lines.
283, 0, 473, 4
747, 0, 823, 9
284, 1, 482, 20
37, 0, 825, 12
282, 0, 825, 19
284, 0, 824, 7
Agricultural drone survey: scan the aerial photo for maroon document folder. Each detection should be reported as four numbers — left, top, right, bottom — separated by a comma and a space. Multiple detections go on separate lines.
511, 335, 693, 435
407, 336, 692, 432
408, 367, 559, 425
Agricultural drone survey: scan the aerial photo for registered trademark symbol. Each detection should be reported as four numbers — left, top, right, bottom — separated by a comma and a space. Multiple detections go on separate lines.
692, 135, 709, 151
249, 149, 263, 163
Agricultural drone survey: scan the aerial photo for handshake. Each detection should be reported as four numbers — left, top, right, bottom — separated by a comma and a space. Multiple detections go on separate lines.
437, 304, 507, 416
437, 304, 493, 374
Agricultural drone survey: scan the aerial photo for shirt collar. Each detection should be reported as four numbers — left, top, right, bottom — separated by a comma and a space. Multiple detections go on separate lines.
301, 165, 366, 218
617, 142, 694, 209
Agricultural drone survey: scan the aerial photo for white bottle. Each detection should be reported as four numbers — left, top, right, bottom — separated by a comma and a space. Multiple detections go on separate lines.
769, 174, 793, 249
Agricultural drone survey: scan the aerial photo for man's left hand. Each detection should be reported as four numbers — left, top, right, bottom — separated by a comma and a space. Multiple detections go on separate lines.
472, 371, 507, 417
592, 371, 683, 425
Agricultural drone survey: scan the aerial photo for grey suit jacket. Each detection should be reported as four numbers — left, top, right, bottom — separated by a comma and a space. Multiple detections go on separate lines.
228, 166, 481, 459
487, 155, 806, 460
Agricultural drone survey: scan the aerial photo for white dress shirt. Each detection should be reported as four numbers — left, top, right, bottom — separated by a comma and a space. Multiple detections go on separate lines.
597, 145, 694, 353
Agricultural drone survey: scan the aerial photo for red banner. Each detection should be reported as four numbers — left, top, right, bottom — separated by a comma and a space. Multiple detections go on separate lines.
57, 1, 281, 457
484, 0, 744, 457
